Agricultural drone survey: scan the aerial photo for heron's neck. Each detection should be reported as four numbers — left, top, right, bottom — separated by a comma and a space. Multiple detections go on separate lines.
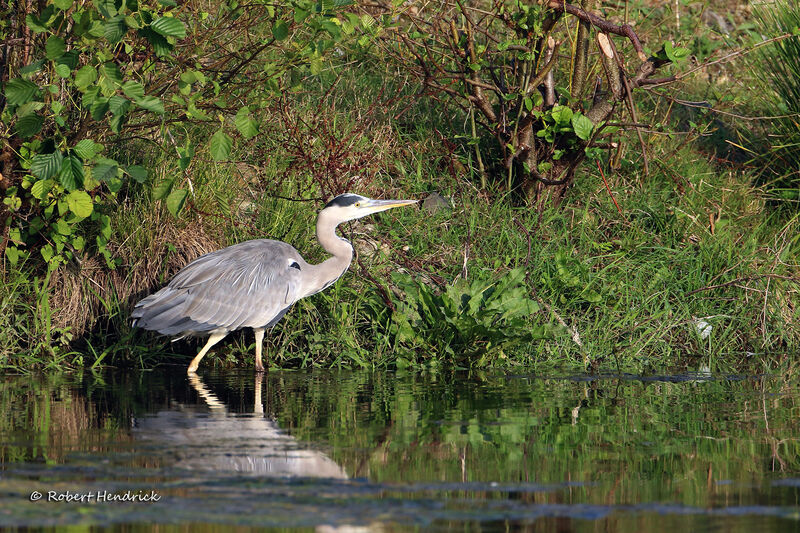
303, 211, 354, 297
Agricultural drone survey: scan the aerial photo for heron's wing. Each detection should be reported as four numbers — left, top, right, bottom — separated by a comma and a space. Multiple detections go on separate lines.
132, 239, 304, 335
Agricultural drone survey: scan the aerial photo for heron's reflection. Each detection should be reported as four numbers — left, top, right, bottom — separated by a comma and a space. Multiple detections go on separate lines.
134, 373, 347, 479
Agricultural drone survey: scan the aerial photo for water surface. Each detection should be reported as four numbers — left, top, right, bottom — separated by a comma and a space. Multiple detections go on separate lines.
1, 368, 799, 531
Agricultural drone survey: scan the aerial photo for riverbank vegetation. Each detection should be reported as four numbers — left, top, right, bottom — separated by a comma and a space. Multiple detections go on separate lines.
1, 0, 798, 372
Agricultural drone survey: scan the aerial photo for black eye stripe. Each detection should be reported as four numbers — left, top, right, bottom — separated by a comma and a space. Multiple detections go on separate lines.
289, 261, 301, 270
324, 194, 363, 208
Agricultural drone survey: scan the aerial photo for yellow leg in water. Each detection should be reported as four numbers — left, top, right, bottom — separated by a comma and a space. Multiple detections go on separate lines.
187, 332, 228, 374
254, 328, 266, 372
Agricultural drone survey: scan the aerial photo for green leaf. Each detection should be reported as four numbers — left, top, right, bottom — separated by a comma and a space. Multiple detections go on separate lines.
54, 0, 73, 9
55, 63, 72, 78
126, 165, 148, 183
166, 188, 188, 216
104, 15, 128, 43
571, 113, 594, 141
138, 27, 173, 56
272, 20, 289, 40
59, 155, 85, 191
30, 151, 64, 179
73, 139, 102, 160
45, 35, 66, 60
66, 190, 94, 218
74, 65, 98, 89
26, 13, 50, 33
551, 105, 573, 125
152, 177, 174, 200
5, 246, 21, 265
31, 179, 54, 200
108, 95, 130, 116
523, 97, 533, 112
4, 78, 38, 106
15, 113, 43, 137
234, 106, 258, 139
93, 159, 118, 181
56, 50, 79, 70
102, 62, 123, 85
19, 59, 46, 75
209, 129, 233, 161
135, 95, 164, 114
41, 244, 54, 263
121, 80, 145, 100
150, 16, 186, 38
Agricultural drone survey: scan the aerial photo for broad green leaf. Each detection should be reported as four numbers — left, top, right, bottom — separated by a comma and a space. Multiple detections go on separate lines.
166, 187, 188, 216
66, 190, 93, 218
19, 59, 46, 75
5, 246, 21, 265
121, 80, 145, 100
234, 106, 258, 139
55, 63, 71, 78
54, 0, 73, 9
73, 139, 101, 160
41, 244, 54, 263
25, 13, 49, 33
93, 160, 118, 181
4, 79, 38, 106
272, 20, 289, 40
102, 62, 123, 85
571, 113, 594, 141
138, 27, 172, 56
152, 177, 174, 200
30, 151, 64, 179
209, 129, 233, 161
31, 179, 54, 200
56, 50, 79, 70
126, 165, 148, 183
74, 65, 97, 89
59, 155, 85, 191
45, 35, 66, 59
15, 113, 43, 137
109, 112, 126, 133
151, 16, 186, 38
90, 98, 109, 120
551, 105, 572, 125
55, 218, 71, 235
135, 95, 164, 114
108, 95, 130, 116
104, 16, 128, 43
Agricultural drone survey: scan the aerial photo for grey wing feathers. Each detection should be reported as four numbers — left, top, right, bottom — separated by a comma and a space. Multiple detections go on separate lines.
131, 239, 303, 337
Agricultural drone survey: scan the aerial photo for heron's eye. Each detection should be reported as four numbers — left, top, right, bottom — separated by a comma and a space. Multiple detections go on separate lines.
354, 202, 361, 207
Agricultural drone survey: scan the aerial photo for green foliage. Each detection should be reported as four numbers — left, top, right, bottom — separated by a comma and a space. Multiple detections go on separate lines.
1, 0, 378, 275
381, 269, 544, 368
751, 1, 800, 203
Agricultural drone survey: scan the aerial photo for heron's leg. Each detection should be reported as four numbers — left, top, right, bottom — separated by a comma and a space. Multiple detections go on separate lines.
253, 328, 266, 372
187, 332, 227, 374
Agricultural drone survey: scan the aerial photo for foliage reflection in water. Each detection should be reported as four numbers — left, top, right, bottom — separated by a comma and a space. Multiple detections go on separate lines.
0, 368, 799, 531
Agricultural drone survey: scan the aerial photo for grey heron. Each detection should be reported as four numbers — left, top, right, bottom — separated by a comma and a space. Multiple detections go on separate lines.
131, 193, 417, 374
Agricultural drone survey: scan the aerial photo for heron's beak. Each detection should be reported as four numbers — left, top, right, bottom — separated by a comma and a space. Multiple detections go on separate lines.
363, 198, 418, 214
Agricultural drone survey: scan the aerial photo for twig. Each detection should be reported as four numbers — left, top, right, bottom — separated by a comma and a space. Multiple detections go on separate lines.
596, 160, 623, 215
548, 0, 647, 61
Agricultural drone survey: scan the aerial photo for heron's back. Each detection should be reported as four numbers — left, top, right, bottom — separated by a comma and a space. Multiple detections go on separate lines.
131, 239, 304, 337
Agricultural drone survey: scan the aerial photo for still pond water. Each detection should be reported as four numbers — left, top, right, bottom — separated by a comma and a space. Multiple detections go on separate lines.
0, 368, 799, 531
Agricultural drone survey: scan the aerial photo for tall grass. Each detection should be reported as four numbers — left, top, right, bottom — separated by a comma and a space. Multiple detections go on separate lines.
751, 0, 800, 203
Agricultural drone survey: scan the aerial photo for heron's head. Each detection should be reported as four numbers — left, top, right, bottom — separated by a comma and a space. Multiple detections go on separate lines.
321, 193, 418, 225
